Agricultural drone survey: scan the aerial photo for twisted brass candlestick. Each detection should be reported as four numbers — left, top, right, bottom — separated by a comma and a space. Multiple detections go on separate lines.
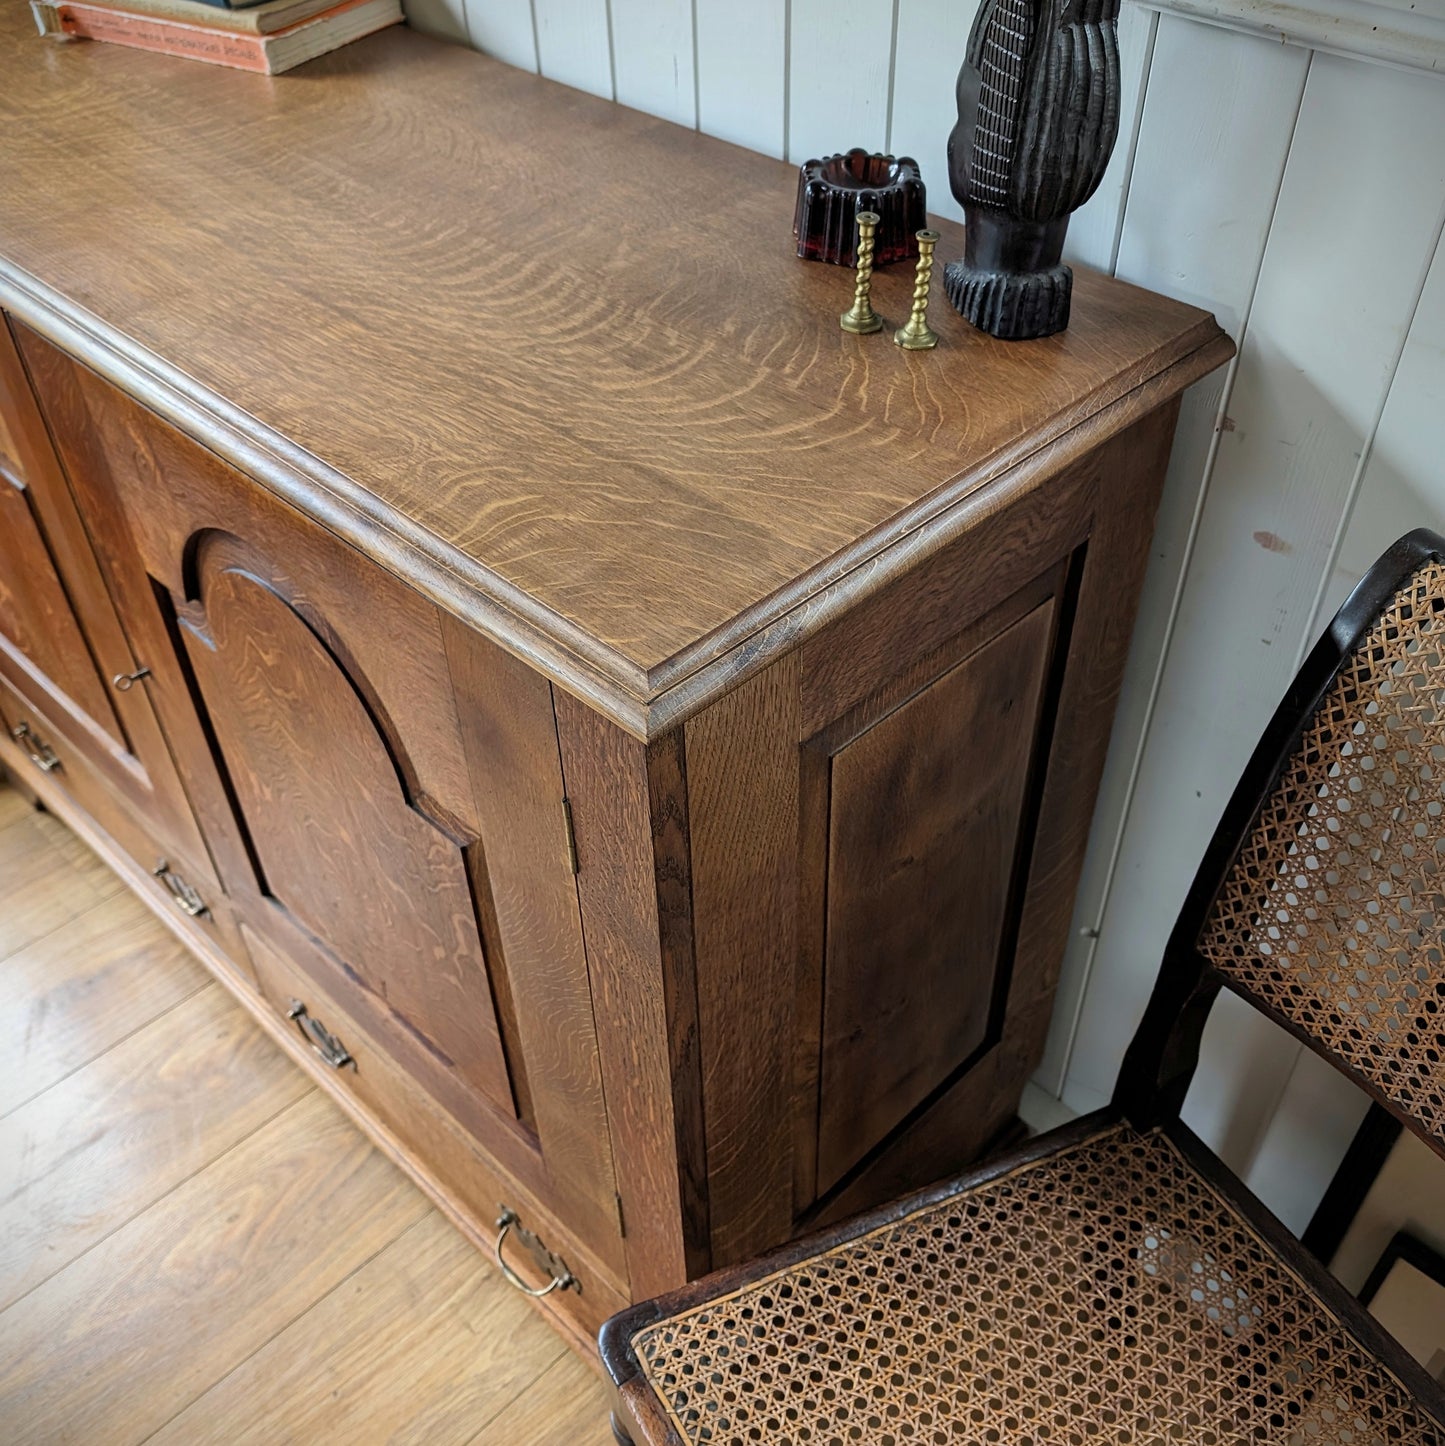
839, 211, 884, 334
894, 229, 940, 349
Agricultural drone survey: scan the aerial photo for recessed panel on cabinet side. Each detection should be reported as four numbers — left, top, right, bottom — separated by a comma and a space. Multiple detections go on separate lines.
814, 601, 1056, 1192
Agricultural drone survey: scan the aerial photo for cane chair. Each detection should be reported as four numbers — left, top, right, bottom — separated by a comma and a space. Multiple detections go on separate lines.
600, 528, 1445, 1446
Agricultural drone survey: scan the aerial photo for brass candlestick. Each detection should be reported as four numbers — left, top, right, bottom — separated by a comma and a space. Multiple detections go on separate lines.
839, 211, 884, 334
894, 229, 940, 350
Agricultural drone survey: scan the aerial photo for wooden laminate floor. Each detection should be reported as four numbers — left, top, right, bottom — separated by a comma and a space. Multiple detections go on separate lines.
0, 782, 615, 1445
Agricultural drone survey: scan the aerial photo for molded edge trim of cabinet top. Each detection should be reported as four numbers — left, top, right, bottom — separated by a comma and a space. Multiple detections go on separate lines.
0, 22, 1233, 739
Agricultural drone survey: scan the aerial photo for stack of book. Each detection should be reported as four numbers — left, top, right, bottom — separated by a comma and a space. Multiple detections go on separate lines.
31, 0, 403, 74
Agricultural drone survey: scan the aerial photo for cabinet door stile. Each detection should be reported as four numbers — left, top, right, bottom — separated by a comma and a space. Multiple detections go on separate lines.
443, 615, 626, 1272
554, 692, 712, 1298
0, 320, 212, 880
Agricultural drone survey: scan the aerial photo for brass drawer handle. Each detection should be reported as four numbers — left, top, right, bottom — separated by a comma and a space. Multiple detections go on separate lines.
151, 858, 208, 917
493, 1207, 579, 1298
11, 721, 61, 772
111, 667, 151, 692
287, 1000, 355, 1070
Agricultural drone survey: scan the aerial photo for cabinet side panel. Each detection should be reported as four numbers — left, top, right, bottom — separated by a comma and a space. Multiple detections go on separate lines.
684, 655, 801, 1267
1010, 401, 1183, 1037
811, 402, 1183, 1225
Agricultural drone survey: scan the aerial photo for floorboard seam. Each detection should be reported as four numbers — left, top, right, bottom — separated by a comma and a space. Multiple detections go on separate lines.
133, 1209, 444, 1445
460, 1347, 575, 1446
0, 1087, 319, 1320
0, 978, 218, 1123
0, 863, 129, 969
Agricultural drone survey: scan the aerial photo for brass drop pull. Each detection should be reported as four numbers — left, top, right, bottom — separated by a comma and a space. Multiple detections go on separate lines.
151, 858, 208, 917
112, 667, 151, 692
11, 721, 61, 772
493, 1208, 579, 1297
287, 1000, 355, 1070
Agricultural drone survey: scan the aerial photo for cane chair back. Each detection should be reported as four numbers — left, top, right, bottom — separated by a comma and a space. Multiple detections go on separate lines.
1193, 540, 1445, 1149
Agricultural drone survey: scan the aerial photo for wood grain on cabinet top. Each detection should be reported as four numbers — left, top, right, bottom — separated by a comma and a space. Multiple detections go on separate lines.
0, 7, 1232, 735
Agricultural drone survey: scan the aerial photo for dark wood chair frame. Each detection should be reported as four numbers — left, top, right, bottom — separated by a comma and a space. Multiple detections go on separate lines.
600, 527, 1445, 1445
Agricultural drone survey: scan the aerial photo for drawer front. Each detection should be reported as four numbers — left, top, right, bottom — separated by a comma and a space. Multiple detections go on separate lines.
17, 326, 626, 1280
0, 670, 255, 984
243, 922, 628, 1340
0, 317, 214, 880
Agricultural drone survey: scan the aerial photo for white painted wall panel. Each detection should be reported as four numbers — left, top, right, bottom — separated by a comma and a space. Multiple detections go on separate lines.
787, 0, 898, 166
1242, 1049, 1372, 1234
1037, 18, 1310, 1096
533, 0, 613, 99
612, 0, 697, 127
1316, 229, 1445, 622
696, 0, 788, 158
889, 0, 981, 225
1062, 2, 1155, 273
463, 0, 536, 69
1063, 57, 1445, 1207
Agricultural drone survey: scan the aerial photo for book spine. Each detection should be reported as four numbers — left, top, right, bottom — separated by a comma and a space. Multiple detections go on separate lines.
32, 0, 272, 67
75, 0, 267, 33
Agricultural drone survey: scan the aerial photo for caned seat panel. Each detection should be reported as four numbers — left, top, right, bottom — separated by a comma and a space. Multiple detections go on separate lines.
629, 1126, 1440, 1445
1199, 558, 1445, 1145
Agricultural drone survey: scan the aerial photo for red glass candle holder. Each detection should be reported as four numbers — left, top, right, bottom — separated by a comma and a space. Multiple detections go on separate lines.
793, 150, 927, 267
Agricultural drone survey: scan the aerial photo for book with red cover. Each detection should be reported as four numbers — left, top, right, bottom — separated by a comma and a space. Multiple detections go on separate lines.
31, 0, 401, 72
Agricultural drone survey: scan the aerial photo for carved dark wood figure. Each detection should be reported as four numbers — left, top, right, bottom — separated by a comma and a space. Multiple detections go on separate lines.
945, 0, 1122, 339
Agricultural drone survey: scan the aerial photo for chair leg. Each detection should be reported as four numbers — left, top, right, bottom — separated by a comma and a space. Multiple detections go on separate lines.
609, 1409, 636, 1445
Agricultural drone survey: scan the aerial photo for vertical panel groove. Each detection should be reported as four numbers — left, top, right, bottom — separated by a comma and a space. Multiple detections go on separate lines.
690, 0, 701, 128
605, 0, 618, 99
1298, 205, 1445, 662
1104, 10, 1159, 277
1048, 46, 1315, 1098
786, 0, 798, 161
884, 0, 901, 153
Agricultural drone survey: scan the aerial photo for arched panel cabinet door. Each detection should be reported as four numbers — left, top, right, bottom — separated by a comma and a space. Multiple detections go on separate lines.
176, 531, 517, 1128
13, 323, 626, 1288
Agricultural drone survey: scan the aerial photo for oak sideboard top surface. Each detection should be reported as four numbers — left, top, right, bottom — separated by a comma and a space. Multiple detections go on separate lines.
0, 5, 1231, 735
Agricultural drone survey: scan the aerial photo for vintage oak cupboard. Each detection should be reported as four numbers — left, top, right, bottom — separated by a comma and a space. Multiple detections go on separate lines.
0, 12, 1230, 1354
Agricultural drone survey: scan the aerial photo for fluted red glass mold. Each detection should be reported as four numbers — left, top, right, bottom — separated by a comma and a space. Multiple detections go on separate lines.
793, 150, 927, 267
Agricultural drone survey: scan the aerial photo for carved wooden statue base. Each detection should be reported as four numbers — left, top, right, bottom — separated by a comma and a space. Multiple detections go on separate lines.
942, 213, 1072, 341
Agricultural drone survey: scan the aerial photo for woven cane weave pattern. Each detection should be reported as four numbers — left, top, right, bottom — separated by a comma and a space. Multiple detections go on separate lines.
631, 1127, 1440, 1445
1199, 559, 1445, 1146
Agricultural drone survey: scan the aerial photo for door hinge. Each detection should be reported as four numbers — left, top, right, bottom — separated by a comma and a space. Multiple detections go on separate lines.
562, 796, 579, 875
